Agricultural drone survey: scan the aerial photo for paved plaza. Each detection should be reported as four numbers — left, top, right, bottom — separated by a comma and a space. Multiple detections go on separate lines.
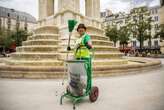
0, 58, 164, 110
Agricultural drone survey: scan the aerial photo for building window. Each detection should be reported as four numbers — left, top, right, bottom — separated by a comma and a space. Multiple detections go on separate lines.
148, 40, 151, 47
155, 9, 158, 14
154, 40, 158, 47
155, 24, 159, 30
133, 41, 137, 47
154, 16, 159, 21
152, 10, 154, 14
7, 13, 10, 17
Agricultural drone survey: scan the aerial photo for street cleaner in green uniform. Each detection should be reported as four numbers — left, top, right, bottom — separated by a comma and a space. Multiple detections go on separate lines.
61, 21, 98, 109
67, 23, 93, 96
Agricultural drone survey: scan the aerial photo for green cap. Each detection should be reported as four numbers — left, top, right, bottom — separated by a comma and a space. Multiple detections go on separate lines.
68, 19, 78, 32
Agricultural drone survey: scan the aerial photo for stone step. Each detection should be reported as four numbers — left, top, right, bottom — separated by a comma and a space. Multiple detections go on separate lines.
58, 46, 119, 53
94, 46, 119, 51
10, 52, 59, 60
16, 46, 58, 53
58, 52, 123, 60
5, 59, 63, 66
28, 34, 59, 40
93, 59, 128, 66
92, 40, 113, 46
22, 40, 59, 46
34, 25, 59, 34
4, 58, 127, 67
90, 34, 109, 40
94, 52, 124, 59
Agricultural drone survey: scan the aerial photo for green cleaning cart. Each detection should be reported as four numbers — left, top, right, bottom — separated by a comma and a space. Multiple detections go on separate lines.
60, 58, 99, 110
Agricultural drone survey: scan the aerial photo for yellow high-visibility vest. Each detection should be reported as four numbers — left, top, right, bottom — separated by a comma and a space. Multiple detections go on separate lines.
74, 33, 90, 58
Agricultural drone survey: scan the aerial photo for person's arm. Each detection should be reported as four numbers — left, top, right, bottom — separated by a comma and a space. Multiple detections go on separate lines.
84, 34, 93, 49
86, 40, 93, 49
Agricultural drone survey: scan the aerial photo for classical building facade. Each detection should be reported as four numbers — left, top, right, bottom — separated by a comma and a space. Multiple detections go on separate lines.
0, 6, 37, 32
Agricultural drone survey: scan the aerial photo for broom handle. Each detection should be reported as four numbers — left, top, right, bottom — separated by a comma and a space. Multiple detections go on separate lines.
62, 32, 72, 85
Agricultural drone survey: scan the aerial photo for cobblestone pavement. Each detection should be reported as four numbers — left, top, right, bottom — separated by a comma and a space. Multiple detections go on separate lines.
0, 58, 164, 110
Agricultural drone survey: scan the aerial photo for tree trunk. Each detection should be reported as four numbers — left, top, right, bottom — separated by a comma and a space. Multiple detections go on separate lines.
149, 37, 152, 48
114, 42, 116, 47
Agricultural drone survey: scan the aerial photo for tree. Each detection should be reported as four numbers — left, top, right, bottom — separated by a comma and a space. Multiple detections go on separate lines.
11, 30, 29, 46
0, 29, 30, 51
105, 25, 119, 47
128, 6, 153, 49
119, 26, 130, 49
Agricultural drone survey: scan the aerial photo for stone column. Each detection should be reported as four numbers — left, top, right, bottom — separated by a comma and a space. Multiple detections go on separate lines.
75, 0, 80, 13
85, 0, 100, 18
85, 0, 94, 17
93, 0, 100, 18
39, 0, 54, 20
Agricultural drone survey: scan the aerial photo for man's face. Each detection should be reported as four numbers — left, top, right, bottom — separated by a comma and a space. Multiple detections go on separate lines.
78, 28, 85, 36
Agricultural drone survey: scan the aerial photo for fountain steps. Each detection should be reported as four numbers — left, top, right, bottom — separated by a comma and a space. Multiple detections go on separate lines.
28, 34, 59, 40
10, 52, 123, 60
5, 59, 63, 66
58, 52, 123, 60
16, 45, 118, 53
92, 40, 113, 46
16, 46, 59, 52
59, 40, 113, 47
22, 40, 59, 46
1, 25, 129, 79
94, 53, 124, 59
59, 45, 118, 51
4, 59, 127, 66
90, 34, 109, 40
34, 26, 59, 34
28, 34, 108, 41
0, 59, 161, 79
10, 53, 59, 60
93, 46, 118, 51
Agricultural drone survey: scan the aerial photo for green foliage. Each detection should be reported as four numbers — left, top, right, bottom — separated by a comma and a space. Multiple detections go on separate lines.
11, 30, 29, 46
0, 29, 30, 49
105, 25, 119, 47
119, 26, 130, 46
105, 25, 131, 48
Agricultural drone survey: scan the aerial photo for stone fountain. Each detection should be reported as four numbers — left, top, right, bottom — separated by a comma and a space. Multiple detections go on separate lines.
0, 0, 161, 78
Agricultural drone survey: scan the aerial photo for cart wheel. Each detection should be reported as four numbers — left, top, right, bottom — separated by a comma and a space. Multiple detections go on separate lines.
89, 86, 99, 102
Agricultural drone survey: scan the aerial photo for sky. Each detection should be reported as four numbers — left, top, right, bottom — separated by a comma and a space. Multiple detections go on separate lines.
0, 0, 160, 20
